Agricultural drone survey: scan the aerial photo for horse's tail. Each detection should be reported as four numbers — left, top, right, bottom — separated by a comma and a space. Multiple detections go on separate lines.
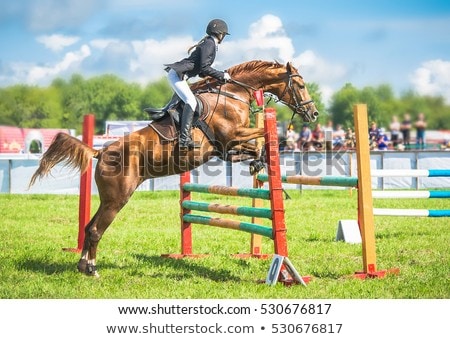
29, 132, 99, 188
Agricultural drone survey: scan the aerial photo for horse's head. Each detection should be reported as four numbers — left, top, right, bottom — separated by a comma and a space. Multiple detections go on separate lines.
227, 61, 319, 122
270, 62, 319, 122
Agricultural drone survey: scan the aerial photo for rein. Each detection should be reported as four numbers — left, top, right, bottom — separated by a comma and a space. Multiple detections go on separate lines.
230, 73, 314, 119
229, 79, 258, 92
196, 87, 250, 105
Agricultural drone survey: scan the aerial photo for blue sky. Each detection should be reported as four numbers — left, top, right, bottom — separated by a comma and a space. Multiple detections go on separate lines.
1, 0, 450, 104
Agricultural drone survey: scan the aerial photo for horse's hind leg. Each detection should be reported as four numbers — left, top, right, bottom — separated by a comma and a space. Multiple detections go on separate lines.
77, 200, 127, 277
77, 218, 98, 276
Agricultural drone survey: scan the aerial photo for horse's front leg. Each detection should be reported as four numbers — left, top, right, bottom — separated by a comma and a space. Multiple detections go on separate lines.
233, 127, 265, 143
230, 142, 259, 156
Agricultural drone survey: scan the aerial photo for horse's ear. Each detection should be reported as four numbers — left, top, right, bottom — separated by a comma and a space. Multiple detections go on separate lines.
286, 62, 293, 71
286, 62, 300, 74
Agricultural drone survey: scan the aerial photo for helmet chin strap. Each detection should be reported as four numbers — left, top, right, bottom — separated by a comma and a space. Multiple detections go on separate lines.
214, 33, 225, 44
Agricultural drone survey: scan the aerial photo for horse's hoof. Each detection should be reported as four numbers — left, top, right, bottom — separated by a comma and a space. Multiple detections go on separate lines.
249, 160, 264, 175
77, 259, 87, 273
86, 263, 100, 278
77, 259, 99, 277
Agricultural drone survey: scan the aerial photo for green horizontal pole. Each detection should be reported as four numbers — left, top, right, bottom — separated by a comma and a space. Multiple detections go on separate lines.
182, 200, 272, 219
183, 183, 271, 200
320, 176, 358, 187
257, 173, 358, 187
183, 214, 274, 239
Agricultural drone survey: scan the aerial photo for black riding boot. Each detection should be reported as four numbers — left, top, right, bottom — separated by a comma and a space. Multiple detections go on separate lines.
179, 104, 201, 150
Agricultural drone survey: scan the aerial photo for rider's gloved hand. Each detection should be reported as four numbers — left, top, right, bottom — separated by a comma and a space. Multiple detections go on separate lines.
223, 72, 231, 82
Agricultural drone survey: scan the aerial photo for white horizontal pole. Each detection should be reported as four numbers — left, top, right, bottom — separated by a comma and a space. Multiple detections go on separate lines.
373, 208, 429, 217
372, 191, 430, 199
371, 169, 429, 177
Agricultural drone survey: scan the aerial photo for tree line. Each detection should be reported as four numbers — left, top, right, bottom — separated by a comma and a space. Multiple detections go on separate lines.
0, 73, 449, 134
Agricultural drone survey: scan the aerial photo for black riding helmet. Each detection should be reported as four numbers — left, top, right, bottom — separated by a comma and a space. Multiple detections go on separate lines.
206, 19, 230, 42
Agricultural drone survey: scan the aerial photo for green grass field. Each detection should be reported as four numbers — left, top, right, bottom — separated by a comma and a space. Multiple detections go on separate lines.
0, 190, 448, 299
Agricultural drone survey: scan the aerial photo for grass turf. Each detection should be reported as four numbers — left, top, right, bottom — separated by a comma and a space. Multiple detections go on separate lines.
0, 190, 448, 299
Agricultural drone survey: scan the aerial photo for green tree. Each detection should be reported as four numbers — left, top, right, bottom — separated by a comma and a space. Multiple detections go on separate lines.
140, 78, 172, 114
328, 83, 450, 131
51, 75, 90, 131
2, 73, 450, 136
398, 91, 450, 129
328, 83, 359, 126
0, 85, 63, 128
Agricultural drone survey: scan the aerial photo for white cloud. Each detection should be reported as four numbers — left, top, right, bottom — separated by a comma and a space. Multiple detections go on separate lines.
294, 51, 345, 77
129, 36, 195, 84
36, 34, 80, 51
249, 14, 286, 39
215, 15, 346, 105
293, 50, 347, 86
218, 14, 294, 65
1, 14, 348, 105
27, 45, 91, 83
410, 59, 450, 103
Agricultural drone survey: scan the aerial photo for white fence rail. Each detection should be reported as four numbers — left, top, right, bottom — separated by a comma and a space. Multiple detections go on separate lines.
1, 150, 450, 194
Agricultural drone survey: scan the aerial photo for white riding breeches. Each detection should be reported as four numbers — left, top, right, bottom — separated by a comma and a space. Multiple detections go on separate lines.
167, 69, 198, 111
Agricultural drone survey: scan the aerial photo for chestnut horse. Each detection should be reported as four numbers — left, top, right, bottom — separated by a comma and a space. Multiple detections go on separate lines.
29, 60, 318, 277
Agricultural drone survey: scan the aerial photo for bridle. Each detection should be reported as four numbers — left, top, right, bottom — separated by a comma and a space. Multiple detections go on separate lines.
273, 70, 315, 121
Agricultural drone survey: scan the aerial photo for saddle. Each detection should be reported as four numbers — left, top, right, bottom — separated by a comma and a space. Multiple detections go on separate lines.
146, 94, 214, 142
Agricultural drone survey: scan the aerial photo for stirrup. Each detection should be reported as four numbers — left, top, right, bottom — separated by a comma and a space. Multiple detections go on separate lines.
144, 94, 180, 120
144, 109, 167, 121
179, 140, 201, 150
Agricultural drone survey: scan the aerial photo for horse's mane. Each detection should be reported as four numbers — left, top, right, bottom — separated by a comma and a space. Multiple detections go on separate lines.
226, 60, 282, 77
192, 60, 283, 90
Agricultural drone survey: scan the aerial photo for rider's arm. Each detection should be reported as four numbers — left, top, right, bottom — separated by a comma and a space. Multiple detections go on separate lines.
197, 37, 226, 80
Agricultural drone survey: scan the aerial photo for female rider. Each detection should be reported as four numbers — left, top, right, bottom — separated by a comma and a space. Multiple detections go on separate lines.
164, 19, 231, 150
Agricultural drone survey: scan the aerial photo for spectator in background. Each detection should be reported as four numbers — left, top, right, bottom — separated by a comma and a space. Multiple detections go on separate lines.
284, 136, 299, 152
368, 121, 381, 149
376, 130, 389, 150
297, 123, 312, 151
389, 115, 401, 148
400, 113, 412, 148
311, 123, 324, 149
286, 123, 298, 142
333, 124, 346, 148
323, 120, 334, 151
345, 127, 356, 149
415, 112, 427, 149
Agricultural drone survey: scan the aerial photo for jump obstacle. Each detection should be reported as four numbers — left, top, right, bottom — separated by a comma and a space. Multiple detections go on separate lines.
257, 105, 397, 278
165, 107, 308, 285
259, 105, 449, 277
